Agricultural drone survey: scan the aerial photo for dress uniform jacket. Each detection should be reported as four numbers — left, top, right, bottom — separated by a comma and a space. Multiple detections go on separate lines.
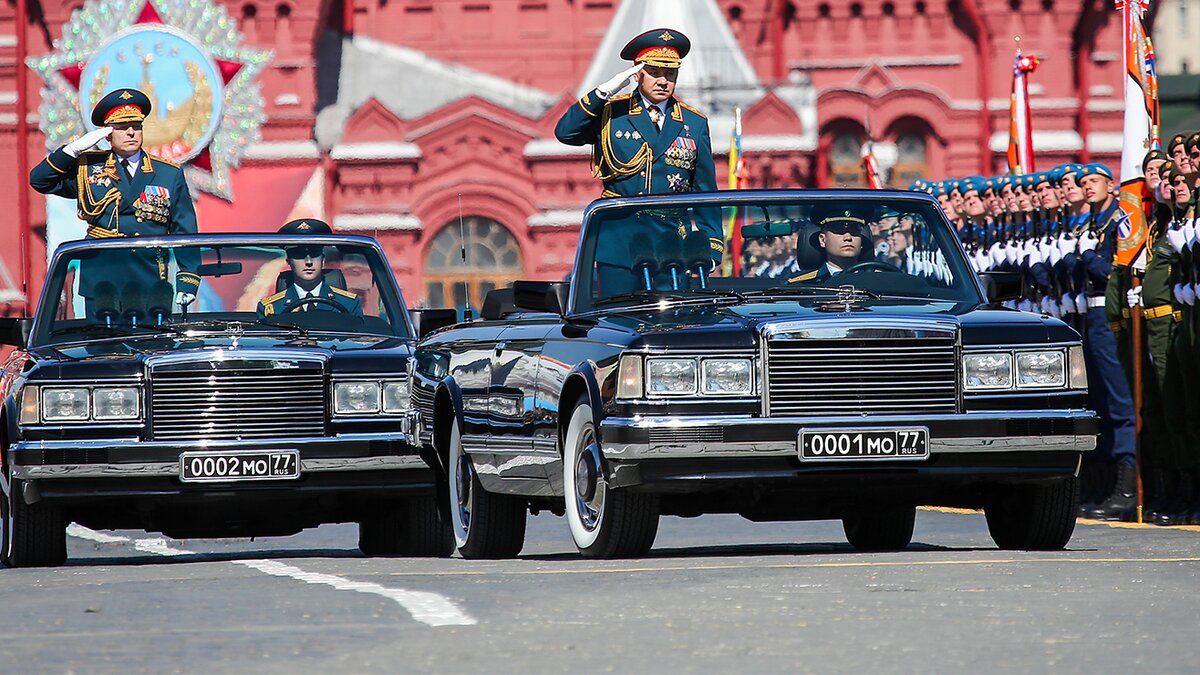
30, 146, 200, 297
555, 90, 724, 268
257, 284, 363, 319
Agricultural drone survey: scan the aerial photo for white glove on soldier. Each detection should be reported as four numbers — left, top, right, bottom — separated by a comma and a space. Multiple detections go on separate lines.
1057, 235, 1077, 258
1060, 293, 1076, 314
1126, 286, 1142, 308
1173, 283, 1186, 305
175, 292, 196, 308
1167, 226, 1186, 253
1184, 283, 1197, 305
64, 127, 113, 157
1078, 232, 1099, 253
596, 63, 644, 99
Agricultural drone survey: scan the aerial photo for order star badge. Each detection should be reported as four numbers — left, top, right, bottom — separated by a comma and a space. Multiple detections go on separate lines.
28, 0, 272, 201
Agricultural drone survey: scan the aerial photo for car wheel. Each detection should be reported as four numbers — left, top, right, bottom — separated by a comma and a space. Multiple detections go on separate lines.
563, 402, 659, 559
985, 477, 1078, 550
358, 497, 454, 558
842, 506, 916, 552
446, 417, 526, 559
2, 478, 66, 568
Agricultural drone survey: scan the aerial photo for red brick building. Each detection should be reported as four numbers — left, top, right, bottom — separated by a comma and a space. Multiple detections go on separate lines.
0, 0, 1137, 313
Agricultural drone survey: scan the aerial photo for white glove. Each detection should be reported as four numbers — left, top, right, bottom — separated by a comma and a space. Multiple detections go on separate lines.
596, 63, 644, 99
175, 292, 196, 307
1027, 246, 1043, 266
1126, 286, 1142, 308
1184, 283, 1197, 306
1048, 242, 1061, 266
1060, 292, 1076, 314
1167, 226, 1186, 253
1185, 220, 1198, 248
1077, 293, 1090, 313
1004, 243, 1018, 265
64, 127, 113, 157
1078, 232, 1099, 253
988, 242, 1004, 266
1173, 283, 1186, 305
1057, 235, 1077, 258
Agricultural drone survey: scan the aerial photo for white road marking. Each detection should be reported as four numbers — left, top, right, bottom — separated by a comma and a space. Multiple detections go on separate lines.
66, 524, 477, 627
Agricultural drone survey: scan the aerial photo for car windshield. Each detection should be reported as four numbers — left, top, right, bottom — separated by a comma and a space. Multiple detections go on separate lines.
35, 240, 410, 345
574, 195, 981, 312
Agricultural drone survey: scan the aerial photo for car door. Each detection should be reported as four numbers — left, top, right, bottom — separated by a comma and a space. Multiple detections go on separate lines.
487, 318, 556, 486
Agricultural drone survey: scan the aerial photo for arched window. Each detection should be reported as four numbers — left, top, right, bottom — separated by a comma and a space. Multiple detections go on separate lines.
424, 217, 523, 311
892, 132, 928, 186
829, 133, 866, 187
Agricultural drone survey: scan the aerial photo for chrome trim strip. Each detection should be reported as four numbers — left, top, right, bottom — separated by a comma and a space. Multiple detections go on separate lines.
14, 454, 426, 479
12, 431, 410, 452
145, 347, 330, 368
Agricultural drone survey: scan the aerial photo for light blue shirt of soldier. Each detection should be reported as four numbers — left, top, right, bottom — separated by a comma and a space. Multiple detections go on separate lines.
554, 28, 722, 294
28, 88, 201, 309
257, 219, 363, 319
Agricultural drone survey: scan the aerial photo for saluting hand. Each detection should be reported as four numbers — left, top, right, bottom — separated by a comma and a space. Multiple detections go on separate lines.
175, 292, 196, 308
596, 63, 644, 99
64, 126, 113, 158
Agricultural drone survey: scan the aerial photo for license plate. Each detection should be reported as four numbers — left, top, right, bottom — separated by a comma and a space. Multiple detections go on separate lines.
798, 428, 929, 462
179, 450, 300, 483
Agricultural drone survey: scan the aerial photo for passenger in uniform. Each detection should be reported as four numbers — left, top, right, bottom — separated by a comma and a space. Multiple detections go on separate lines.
555, 28, 722, 293
29, 88, 200, 315
258, 219, 363, 318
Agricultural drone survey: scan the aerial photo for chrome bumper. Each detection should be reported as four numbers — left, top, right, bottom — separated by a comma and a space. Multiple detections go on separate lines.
599, 410, 1098, 460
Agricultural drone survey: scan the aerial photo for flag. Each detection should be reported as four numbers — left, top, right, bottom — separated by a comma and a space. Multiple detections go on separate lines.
1144, 34, 1160, 150
1006, 49, 1040, 175
1115, 0, 1152, 267
724, 107, 747, 276
861, 140, 883, 189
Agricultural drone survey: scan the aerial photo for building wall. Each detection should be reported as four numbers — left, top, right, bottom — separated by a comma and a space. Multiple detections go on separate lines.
0, 0, 1144, 312
1152, 0, 1200, 75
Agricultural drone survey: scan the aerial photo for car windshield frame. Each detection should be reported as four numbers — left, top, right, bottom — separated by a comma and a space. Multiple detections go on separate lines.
31, 234, 415, 347
568, 190, 985, 315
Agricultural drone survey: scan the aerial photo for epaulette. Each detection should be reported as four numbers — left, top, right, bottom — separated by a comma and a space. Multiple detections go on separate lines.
261, 290, 288, 304
149, 154, 180, 168
330, 287, 358, 299
788, 270, 818, 283
677, 101, 706, 119
609, 93, 632, 102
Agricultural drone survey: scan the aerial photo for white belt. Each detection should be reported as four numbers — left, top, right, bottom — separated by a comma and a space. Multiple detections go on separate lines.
1087, 296, 1107, 309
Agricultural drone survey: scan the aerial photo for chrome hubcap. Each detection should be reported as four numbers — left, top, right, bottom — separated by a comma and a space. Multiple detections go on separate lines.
574, 430, 605, 532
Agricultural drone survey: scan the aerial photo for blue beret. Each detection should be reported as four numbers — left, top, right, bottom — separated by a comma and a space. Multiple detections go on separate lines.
1047, 167, 1066, 184
996, 175, 1012, 190
946, 179, 963, 195
1059, 163, 1084, 179
907, 179, 925, 191
1032, 172, 1052, 187
1078, 163, 1113, 180
960, 177, 983, 195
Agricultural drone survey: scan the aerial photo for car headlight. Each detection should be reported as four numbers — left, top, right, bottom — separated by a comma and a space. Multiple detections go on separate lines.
92, 387, 140, 420
963, 353, 1013, 391
702, 358, 753, 395
334, 381, 381, 415
41, 387, 90, 421
1015, 351, 1065, 389
646, 358, 697, 396
1068, 345, 1088, 390
382, 380, 410, 414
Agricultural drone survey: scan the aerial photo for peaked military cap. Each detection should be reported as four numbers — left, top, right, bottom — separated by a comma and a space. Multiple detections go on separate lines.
814, 205, 869, 230
278, 218, 333, 235
91, 88, 152, 127
1143, 149, 1170, 171
1078, 163, 1113, 180
621, 29, 691, 69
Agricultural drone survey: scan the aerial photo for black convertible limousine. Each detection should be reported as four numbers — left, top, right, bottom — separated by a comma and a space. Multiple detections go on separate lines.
411, 190, 1099, 559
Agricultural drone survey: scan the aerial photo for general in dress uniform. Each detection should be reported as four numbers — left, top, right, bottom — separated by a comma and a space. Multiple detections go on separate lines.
29, 88, 201, 310
555, 28, 722, 293
258, 219, 362, 318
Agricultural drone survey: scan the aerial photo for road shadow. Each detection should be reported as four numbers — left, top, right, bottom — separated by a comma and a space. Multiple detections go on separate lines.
62, 547, 365, 568
517, 540, 1002, 562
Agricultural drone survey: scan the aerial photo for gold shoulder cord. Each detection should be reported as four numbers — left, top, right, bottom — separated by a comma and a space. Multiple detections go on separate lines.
75, 161, 121, 228
594, 103, 651, 183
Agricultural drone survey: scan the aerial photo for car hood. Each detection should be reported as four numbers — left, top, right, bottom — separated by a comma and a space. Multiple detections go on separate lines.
591, 299, 1074, 349
26, 333, 412, 381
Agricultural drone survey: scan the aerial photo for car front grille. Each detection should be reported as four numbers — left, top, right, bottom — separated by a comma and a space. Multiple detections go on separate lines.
150, 367, 327, 441
765, 337, 958, 416
411, 380, 436, 434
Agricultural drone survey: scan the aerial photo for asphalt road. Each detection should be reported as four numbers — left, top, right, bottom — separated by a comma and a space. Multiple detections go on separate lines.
1, 511, 1197, 674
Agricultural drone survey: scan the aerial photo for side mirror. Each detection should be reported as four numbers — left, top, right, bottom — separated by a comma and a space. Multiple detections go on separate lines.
409, 308, 458, 339
0, 318, 32, 349
512, 281, 568, 316
978, 271, 1022, 304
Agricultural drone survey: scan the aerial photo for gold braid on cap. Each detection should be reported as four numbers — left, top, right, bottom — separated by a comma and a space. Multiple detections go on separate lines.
635, 46, 682, 69
821, 214, 867, 226
594, 103, 652, 184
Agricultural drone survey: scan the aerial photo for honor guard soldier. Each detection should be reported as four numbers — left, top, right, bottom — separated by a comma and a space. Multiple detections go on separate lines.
258, 219, 363, 318
555, 28, 723, 291
29, 88, 201, 309
1073, 163, 1139, 521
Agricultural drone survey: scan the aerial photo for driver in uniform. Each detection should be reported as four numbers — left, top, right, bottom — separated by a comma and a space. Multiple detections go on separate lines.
790, 207, 871, 283
257, 219, 362, 318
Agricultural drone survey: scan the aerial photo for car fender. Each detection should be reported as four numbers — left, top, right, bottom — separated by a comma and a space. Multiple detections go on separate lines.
557, 362, 604, 453
431, 376, 466, 459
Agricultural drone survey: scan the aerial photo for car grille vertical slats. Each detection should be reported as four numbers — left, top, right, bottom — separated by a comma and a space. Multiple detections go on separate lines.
150, 368, 327, 440
765, 338, 958, 416
411, 381, 435, 433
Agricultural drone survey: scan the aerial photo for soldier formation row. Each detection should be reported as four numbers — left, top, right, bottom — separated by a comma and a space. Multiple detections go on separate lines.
912, 131, 1200, 525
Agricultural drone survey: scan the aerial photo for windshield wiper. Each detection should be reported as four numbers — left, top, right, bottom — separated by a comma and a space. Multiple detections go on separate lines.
592, 288, 746, 308
49, 323, 185, 338
252, 317, 310, 337
740, 285, 882, 300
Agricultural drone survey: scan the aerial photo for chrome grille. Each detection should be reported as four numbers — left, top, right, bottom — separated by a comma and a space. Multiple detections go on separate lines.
412, 381, 435, 433
150, 368, 326, 440
765, 337, 958, 416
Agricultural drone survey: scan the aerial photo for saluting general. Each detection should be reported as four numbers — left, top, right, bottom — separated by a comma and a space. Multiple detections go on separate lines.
29, 88, 201, 309
555, 28, 723, 290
